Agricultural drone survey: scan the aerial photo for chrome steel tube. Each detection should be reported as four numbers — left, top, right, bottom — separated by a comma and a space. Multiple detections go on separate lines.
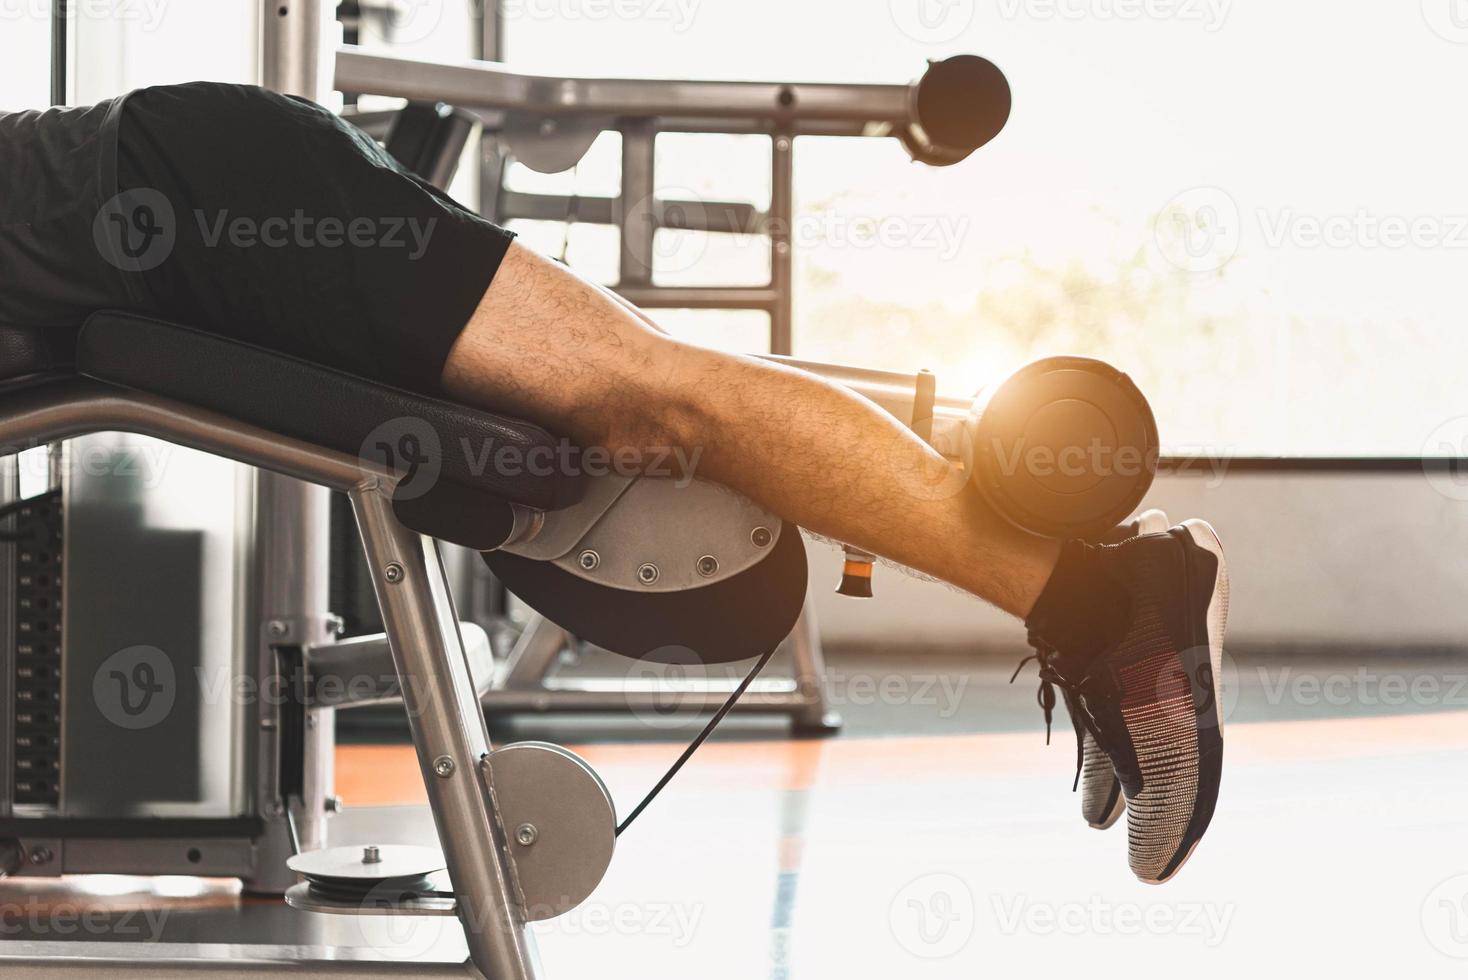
350, 486, 540, 980
762, 356, 973, 460
335, 48, 912, 126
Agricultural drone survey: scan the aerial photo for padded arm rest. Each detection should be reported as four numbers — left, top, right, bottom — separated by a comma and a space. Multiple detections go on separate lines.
76, 311, 584, 513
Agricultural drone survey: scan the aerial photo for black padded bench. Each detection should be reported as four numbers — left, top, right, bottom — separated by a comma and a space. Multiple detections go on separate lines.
51, 311, 584, 548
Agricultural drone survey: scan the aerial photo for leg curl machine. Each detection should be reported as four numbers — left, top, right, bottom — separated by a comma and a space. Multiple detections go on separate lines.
0, 23, 1156, 979
0, 310, 1154, 978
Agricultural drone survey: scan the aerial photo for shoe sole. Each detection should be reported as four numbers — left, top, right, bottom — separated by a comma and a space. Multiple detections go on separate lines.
1139, 518, 1230, 884
1085, 509, 1169, 832
1087, 785, 1126, 830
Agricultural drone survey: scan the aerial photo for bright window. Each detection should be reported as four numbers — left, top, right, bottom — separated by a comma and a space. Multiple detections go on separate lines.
439, 3, 1468, 455
0, 5, 52, 109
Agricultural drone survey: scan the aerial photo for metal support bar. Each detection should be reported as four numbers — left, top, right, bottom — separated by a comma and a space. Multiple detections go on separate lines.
618, 120, 657, 288
0, 378, 386, 493
349, 484, 539, 980
244, 470, 335, 893
496, 613, 571, 691
262, 0, 326, 101
613, 285, 780, 311
763, 355, 973, 458
0, 941, 477, 978
498, 191, 759, 233
770, 129, 795, 355
335, 48, 914, 126
49, 0, 68, 105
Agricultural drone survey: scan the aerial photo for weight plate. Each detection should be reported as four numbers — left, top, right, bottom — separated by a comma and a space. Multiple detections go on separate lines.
287, 844, 446, 883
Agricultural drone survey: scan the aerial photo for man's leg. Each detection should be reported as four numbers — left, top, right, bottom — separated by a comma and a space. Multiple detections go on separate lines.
442, 242, 1060, 618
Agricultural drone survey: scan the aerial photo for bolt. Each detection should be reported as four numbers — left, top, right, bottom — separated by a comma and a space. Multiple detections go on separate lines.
515, 823, 538, 846
697, 555, 719, 577
433, 755, 455, 778
384, 563, 405, 584
260, 717, 277, 730
267, 620, 289, 638
637, 563, 660, 585
751, 526, 773, 548
28, 846, 52, 865
578, 550, 600, 571
325, 796, 343, 814
362, 846, 381, 864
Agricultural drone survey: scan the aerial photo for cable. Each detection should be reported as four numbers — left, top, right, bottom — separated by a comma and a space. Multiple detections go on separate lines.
614, 644, 779, 837
284, 797, 302, 856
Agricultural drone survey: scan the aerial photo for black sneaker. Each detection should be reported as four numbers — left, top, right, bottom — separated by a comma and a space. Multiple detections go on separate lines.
1023, 520, 1230, 883
1016, 510, 1169, 831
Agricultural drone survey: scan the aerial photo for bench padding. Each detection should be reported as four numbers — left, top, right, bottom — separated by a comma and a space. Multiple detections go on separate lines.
0, 325, 77, 381
76, 311, 582, 512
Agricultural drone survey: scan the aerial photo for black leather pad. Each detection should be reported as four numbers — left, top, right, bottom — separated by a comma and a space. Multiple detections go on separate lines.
76, 311, 583, 512
0, 325, 77, 381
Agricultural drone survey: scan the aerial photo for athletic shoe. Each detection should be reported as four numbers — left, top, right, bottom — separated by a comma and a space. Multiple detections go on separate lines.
1077, 509, 1170, 829
1022, 519, 1230, 883
1016, 510, 1169, 830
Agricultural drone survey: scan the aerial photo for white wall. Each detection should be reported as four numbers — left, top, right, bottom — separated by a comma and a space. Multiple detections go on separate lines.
71, 0, 260, 102
0, 4, 54, 108
806, 469, 1468, 650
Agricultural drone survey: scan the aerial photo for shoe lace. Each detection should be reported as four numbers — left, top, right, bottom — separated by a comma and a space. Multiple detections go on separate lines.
1011, 633, 1105, 793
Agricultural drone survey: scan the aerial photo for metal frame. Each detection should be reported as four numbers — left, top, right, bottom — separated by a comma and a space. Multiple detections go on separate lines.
334, 45, 947, 356
0, 940, 478, 978
0, 378, 546, 980
247, 0, 342, 891
482, 601, 838, 733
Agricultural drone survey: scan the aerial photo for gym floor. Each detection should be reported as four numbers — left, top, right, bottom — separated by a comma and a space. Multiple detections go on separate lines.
5, 643, 1468, 977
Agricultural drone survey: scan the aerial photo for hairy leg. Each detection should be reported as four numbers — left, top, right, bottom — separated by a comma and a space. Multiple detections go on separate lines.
442, 243, 1060, 617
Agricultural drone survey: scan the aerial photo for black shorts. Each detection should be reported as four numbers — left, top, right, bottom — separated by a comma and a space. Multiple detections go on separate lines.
1, 82, 515, 396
